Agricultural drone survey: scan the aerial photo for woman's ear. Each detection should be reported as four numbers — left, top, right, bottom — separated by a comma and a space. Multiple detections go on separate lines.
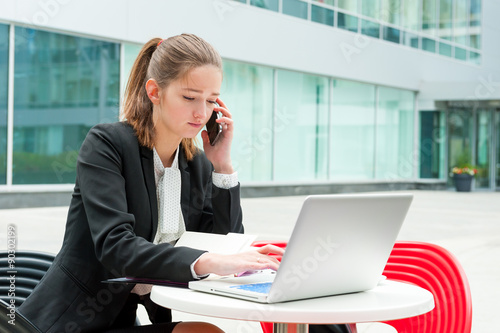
145, 79, 161, 105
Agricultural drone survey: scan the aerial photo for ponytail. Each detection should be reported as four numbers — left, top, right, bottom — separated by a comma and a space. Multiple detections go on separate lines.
121, 38, 160, 150
121, 34, 223, 161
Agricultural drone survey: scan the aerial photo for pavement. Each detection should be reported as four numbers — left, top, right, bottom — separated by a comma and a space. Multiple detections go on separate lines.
0, 190, 499, 332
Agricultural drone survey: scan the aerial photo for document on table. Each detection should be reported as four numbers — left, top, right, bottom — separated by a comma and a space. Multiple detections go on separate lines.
174, 232, 257, 254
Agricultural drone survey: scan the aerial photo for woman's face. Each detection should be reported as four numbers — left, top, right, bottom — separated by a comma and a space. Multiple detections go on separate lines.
153, 65, 222, 143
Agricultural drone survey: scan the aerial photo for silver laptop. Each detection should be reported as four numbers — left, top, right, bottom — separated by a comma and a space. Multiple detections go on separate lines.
189, 193, 413, 303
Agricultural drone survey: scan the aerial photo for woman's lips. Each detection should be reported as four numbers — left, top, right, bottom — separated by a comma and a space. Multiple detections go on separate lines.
188, 122, 203, 128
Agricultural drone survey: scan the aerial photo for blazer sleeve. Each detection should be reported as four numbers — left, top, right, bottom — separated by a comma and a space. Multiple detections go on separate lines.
77, 124, 206, 282
182, 152, 244, 235
209, 181, 244, 234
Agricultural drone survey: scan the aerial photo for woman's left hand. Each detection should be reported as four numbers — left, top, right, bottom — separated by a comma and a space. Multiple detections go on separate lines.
201, 98, 234, 174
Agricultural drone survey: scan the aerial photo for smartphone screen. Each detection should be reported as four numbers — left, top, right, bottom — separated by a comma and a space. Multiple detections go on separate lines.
206, 111, 221, 146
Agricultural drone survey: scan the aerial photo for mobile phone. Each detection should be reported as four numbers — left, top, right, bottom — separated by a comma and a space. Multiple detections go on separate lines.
206, 110, 222, 146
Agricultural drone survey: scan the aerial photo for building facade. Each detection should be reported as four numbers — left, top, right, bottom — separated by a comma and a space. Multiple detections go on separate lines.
0, 0, 499, 207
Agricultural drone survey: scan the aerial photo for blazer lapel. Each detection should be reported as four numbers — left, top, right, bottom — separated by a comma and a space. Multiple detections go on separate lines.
140, 146, 158, 240
178, 147, 191, 223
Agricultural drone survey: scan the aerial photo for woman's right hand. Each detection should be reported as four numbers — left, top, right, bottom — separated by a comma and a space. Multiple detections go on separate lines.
193, 244, 285, 277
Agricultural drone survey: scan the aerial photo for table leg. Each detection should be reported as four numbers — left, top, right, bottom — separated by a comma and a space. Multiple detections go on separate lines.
273, 323, 309, 333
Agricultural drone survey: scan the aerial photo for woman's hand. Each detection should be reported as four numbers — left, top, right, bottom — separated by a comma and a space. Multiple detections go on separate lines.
201, 98, 234, 174
194, 244, 285, 277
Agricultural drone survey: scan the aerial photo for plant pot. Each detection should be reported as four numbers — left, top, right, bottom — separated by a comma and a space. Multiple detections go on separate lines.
453, 174, 473, 192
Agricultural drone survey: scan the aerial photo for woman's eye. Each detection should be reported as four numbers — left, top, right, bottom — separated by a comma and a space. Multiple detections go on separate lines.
208, 100, 217, 105
183, 96, 194, 101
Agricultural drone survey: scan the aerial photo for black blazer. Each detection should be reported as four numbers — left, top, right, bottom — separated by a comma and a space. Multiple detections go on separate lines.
19, 122, 243, 332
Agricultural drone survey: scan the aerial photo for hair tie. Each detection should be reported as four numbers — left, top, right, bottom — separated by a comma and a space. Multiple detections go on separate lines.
157, 39, 165, 47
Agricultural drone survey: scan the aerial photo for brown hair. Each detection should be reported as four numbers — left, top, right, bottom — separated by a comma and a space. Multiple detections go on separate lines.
121, 34, 223, 160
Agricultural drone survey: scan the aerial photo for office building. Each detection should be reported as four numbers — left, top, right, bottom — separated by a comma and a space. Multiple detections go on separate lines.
0, 0, 498, 207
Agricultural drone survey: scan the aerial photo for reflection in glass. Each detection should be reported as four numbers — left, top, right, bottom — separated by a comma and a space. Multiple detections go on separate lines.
380, 0, 401, 26
221, 61, 274, 182
13, 28, 120, 184
468, 51, 481, 65
496, 111, 500, 188
448, 109, 473, 185
402, 31, 419, 48
361, 19, 380, 38
383, 26, 400, 44
454, 0, 468, 46
476, 110, 491, 188
361, 0, 380, 20
439, 0, 453, 40
455, 47, 467, 60
439, 42, 452, 57
0, 24, 8, 184
311, 5, 334, 27
422, 0, 437, 35
338, 0, 358, 14
420, 111, 446, 179
251, 0, 279, 12
312, 0, 334, 5
376, 87, 414, 179
469, 0, 481, 49
338, 12, 359, 32
120, 43, 142, 100
401, 0, 418, 31
331, 80, 375, 180
275, 70, 329, 181
282, 0, 308, 19
422, 38, 436, 53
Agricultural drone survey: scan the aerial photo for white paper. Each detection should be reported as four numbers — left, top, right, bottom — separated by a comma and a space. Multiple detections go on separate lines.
174, 232, 257, 255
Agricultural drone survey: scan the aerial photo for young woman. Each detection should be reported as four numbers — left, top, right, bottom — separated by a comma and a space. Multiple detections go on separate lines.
18, 34, 283, 333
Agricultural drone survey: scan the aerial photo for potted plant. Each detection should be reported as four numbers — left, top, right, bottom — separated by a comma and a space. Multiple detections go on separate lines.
450, 151, 477, 192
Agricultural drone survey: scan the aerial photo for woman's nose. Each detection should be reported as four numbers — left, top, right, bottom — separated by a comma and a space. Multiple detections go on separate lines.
193, 101, 207, 119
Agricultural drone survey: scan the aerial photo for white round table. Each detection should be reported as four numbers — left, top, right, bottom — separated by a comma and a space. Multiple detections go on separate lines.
151, 280, 434, 332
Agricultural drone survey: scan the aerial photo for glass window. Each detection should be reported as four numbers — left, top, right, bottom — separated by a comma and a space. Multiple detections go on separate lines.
439, 0, 453, 40
454, 0, 468, 46
221, 61, 274, 182
251, 0, 279, 12
274, 70, 329, 181
454, 46, 467, 60
376, 87, 414, 179
448, 109, 473, 185
469, 0, 481, 49
420, 111, 446, 179
475, 109, 491, 188
282, 0, 308, 19
422, 37, 436, 53
330, 79, 375, 180
361, 0, 380, 20
338, 0, 358, 14
338, 12, 359, 32
422, 0, 437, 35
468, 51, 481, 65
312, 0, 334, 6
13, 28, 120, 184
0, 24, 8, 185
383, 26, 400, 44
380, 0, 401, 26
496, 111, 500, 189
402, 31, 419, 48
439, 42, 452, 57
311, 4, 334, 27
361, 19, 380, 38
402, 0, 419, 31
120, 43, 142, 101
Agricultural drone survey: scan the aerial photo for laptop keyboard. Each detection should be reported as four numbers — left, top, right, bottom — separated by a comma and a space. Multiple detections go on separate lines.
230, 282, 272, 294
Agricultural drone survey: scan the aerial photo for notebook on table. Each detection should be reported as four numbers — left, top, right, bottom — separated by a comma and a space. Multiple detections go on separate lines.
189, 193, 413, 303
